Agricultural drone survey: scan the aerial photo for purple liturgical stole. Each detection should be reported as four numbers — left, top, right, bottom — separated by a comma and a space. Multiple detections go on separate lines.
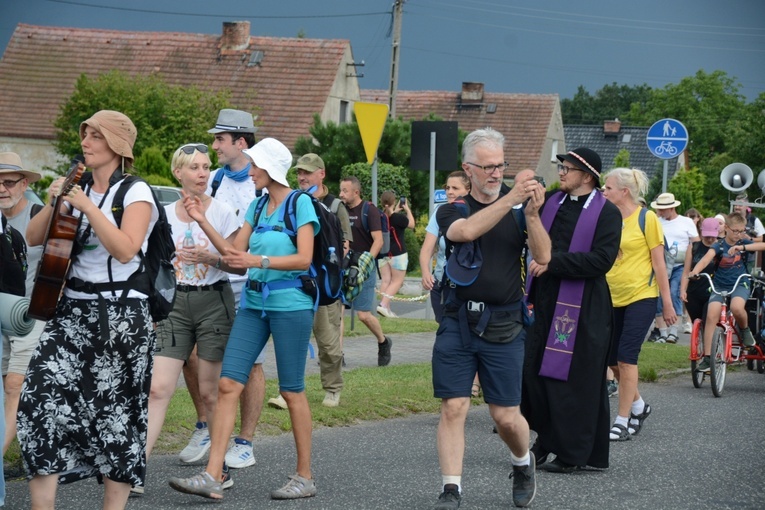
536, 190, 606, 381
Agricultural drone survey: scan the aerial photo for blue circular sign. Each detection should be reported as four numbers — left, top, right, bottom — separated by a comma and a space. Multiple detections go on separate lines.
646, 118, 688, 159
434, 189, 447, 203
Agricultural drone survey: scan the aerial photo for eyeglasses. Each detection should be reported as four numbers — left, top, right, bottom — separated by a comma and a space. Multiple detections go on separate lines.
465, 161, 508, 174
728, 227, 746, 234
179, 143, 209, 155
557, 163, 580, 176
0, 177, 24, 189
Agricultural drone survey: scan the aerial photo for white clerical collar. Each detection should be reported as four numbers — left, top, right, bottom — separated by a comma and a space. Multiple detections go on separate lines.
560, 190, 597, 207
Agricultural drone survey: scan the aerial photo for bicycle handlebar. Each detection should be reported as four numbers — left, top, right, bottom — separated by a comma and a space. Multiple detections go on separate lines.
693, 272, 765, 297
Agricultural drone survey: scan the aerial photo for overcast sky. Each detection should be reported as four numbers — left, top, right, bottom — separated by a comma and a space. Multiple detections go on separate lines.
2, 0, 764, 103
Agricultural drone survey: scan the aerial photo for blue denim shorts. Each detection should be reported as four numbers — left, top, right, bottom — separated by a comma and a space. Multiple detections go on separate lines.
222, 308, 313, 392
352, 270, 377, 312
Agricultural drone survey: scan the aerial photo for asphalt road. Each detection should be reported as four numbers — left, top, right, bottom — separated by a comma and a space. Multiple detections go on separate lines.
5, 342, 765, 509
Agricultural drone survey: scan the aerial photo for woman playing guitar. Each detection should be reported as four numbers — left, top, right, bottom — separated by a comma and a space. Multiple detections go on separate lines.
21, 110, 158, 509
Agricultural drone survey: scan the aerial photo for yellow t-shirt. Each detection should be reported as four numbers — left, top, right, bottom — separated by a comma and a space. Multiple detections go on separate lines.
607, 207, 664, 307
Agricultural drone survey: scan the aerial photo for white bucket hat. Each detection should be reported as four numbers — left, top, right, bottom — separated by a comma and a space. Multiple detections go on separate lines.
242, 138, 292, 187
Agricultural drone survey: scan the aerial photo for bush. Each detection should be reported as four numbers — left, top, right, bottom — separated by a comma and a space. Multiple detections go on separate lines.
404, 228, 421, 273
341, 162, 409, 202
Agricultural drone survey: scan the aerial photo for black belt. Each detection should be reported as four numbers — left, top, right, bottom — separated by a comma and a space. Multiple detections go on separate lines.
176, 281, 228, 292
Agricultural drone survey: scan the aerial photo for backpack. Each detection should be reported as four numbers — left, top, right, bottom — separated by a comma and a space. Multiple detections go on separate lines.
253, 190, 345, 306
111, 176, 177, 321
360, 201, 390, 259
638, 207, 677, 285
0, 216, 27, 297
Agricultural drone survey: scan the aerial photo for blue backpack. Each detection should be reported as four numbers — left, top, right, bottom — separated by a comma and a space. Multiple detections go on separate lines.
252, 190, 345, 307
638, 207, 676, 285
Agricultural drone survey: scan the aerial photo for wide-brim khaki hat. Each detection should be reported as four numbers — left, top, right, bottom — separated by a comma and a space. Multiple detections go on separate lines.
0, 152, 41, 183
79, 110, 137, 161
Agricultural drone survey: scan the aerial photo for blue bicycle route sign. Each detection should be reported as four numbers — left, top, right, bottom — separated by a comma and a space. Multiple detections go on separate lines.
434, 189, 447, 203
646, 118, 688, 159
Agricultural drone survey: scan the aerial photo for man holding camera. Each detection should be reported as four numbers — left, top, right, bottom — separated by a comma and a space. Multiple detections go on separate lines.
521, 147, 622, 474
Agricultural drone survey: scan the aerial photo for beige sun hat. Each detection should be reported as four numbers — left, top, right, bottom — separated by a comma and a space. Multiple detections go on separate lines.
0, 152, 42, 183
79, 110, 137, 161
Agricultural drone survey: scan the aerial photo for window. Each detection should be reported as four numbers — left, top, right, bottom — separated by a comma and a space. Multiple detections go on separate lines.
339, 101, 349, 124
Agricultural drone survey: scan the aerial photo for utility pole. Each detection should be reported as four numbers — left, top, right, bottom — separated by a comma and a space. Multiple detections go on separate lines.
388, 0, 404, 118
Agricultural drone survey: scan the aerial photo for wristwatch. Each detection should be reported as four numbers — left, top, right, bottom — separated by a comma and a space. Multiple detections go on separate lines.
261, 255, 270, 269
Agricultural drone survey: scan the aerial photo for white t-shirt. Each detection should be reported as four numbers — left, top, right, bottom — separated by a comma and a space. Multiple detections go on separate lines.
425, 208, 446, 282
66, 179, 159, 299
206, 169, 262, 296
659, 214, 698, 267
166, 198, 238, 285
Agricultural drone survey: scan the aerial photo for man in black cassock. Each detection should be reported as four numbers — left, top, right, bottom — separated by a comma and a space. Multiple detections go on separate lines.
521, 147, 622, 473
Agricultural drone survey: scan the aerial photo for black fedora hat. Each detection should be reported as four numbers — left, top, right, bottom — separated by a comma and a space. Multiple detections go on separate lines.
557, 147, 602, 179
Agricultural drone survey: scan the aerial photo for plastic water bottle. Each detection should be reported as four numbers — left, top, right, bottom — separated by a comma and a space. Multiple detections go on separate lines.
327, 246, 340, 266
182, 229, 196, 280
669, 241, 678, 259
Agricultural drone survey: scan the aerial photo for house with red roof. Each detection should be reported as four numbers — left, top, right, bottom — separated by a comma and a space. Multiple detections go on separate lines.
362, 83, 565, 185
0, 21, 361, 170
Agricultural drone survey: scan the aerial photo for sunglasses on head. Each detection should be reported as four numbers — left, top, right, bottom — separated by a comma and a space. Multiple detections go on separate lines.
179, 143, 209, 155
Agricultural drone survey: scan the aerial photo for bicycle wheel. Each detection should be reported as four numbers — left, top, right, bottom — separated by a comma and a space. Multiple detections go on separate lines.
758, 359, 765, 374
709, 326, 727, 397
690, 320, 705, 388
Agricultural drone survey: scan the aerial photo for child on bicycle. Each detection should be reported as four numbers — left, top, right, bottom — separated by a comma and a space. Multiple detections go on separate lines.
688, 212, 765, 372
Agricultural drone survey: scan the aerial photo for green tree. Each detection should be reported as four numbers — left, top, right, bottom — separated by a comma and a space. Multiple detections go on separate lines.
54, 70, 234, 177
613, 149, 631, 168
725, 91, 765, 172
627, 70, 746, 168
561, 83, 653, 124
667, 167, 708, 216
340, 162, 410, 202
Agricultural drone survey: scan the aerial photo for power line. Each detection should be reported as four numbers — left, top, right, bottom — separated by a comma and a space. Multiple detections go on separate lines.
43, 0, 389, 19
420, 0, 765, 35
405, 9, 765, 54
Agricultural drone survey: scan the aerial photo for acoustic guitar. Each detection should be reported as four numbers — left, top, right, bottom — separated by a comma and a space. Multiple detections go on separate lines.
28, 159, 85, 320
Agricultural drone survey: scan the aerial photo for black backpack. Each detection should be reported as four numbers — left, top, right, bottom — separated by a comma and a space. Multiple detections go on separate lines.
253, 190, 344, 306
111, 176, 177, 321
360, 201, 391, 259
0, 216, 27, 297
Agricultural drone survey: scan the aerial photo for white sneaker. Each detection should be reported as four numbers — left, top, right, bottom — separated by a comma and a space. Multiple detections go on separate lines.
225, 439, 256, 468
683, 321, 692, 334
322, 391, 341, 407
179, 423, 211, 463
376, 305, 398, 318
268, 394, 288, 410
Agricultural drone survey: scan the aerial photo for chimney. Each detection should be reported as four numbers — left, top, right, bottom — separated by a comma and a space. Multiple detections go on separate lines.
460, 82, 484, 104
603, 119, 622, 135
221, 21, 251, 51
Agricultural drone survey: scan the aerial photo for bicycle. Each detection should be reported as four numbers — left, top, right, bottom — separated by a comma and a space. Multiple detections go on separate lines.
690, 272, 765, 397
654, 141, 678, 156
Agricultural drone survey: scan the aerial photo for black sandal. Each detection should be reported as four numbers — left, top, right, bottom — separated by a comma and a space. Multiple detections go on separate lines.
629, 403, 652, 436
609, 423, 631, 442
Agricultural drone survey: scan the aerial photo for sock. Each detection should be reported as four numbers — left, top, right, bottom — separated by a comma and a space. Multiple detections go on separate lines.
631, 397, 645, 416
196, 421, 208, 429
668, 325, 678, 337
233, 437, 252, 446
614, 415, 629, 428
442, 476, 461, 493
510, 451, 530, 466
659, 327, 669, 337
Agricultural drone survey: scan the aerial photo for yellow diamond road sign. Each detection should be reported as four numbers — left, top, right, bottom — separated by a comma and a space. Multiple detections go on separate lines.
354, 102, 389, 164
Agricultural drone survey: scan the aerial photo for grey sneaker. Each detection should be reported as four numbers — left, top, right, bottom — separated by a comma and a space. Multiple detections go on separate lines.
607, 379, 618, 398
221, 464, 234, 489
378, 336, 393, 366
168, 471, 223, 499
434, 483, 461, 509
179, 422, 211, 463
270, 474, 317, 500
510, 452, 536, 507
741, 327, 756, 347
697, 356, 711, 373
